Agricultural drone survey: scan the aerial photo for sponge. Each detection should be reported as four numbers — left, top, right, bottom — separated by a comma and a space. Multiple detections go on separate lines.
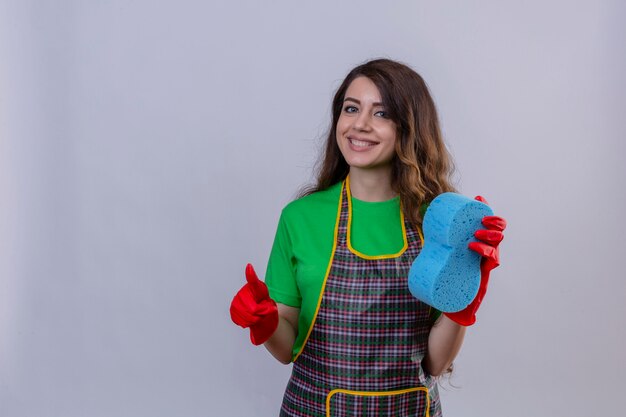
408, 193, 493, 313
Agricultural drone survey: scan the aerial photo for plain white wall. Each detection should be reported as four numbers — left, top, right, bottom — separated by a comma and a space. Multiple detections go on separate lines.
1, 1, 625, 416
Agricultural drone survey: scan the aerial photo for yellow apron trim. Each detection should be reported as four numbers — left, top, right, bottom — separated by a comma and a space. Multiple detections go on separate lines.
345, 175, 408, 260
292, 180, 345, 362
325, 386, 431, 417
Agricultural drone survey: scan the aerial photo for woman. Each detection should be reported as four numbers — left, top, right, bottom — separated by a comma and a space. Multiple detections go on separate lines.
230, 58, 506, 416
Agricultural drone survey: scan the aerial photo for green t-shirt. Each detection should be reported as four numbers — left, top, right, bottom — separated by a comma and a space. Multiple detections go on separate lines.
265, 182, 436, 359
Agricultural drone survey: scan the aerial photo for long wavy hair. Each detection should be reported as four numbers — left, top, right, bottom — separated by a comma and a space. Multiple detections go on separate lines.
300, 58, 457, 227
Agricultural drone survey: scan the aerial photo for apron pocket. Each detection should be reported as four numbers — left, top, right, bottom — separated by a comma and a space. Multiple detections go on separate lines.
325, 387, 430, 417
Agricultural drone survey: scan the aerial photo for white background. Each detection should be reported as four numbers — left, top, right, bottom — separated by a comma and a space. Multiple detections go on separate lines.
1, 1, 625, 416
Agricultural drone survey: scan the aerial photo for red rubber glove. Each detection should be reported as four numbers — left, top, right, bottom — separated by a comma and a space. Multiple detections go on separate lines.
445, 196, 507, 326
230, 264, 279, 345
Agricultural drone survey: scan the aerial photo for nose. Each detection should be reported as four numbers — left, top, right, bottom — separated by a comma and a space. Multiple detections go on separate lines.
353, 111, 372, 131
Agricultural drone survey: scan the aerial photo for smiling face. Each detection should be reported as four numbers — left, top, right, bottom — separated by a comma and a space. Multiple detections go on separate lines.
336, 76, 398, 174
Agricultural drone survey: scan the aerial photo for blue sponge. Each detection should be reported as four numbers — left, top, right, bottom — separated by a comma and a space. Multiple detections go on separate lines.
408, 193, 493, 313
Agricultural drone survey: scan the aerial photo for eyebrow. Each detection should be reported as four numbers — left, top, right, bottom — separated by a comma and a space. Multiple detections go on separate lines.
344, 97, 384, 107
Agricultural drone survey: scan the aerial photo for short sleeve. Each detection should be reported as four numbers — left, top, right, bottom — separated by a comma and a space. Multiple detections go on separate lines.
265, 211, 302, 307
430, 307, 442, 324
419, 202, 430, 219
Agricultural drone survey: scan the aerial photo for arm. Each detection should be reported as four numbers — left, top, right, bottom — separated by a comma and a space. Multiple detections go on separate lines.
264, 303, 300, 364
423, 201, 507, 376
423, 315, 466, 377
230, 266, 300, 365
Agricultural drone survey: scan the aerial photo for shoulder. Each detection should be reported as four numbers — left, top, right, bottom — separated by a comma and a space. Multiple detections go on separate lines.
281, 182, 342, 222
419, 201, 430, 218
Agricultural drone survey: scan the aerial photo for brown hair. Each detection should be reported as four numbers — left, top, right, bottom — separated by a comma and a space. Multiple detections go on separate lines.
301, 58, 457, 227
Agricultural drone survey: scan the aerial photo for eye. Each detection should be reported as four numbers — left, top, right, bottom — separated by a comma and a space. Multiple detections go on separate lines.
343, 105, 358, 113
375, 110, 389, 118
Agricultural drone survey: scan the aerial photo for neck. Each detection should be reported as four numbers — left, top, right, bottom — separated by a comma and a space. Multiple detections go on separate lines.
348, 167, 395, 202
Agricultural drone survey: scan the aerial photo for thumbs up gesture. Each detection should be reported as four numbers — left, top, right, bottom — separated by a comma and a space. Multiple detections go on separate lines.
230, 264, 279, 345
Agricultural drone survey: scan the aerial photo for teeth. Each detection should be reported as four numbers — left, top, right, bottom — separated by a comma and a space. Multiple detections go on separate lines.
350, 139, 375, 147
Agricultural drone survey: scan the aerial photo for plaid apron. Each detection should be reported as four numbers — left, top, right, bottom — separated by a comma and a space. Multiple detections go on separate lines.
280, 180, 441, 417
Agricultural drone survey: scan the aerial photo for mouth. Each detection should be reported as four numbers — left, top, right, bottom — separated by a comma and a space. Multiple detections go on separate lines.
348, 136, 379, 148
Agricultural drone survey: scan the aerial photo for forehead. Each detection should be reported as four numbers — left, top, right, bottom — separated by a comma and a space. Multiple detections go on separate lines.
345, 76, 382, 102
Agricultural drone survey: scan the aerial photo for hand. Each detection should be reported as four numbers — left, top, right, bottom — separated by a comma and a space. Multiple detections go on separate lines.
230, 264, 279, 345
445, 196, 507, 326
